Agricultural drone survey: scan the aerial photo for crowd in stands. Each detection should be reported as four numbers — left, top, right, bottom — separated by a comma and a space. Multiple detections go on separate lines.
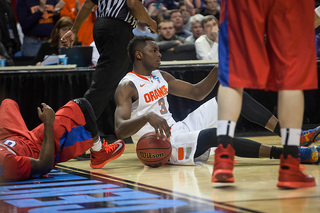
1, 0, 320, 66
135, 0, 222, 60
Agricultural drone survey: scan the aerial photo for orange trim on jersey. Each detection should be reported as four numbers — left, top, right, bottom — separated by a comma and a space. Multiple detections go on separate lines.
129, 72, 151, 82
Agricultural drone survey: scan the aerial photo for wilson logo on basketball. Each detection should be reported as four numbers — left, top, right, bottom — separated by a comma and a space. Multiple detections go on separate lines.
139, 152, 164, 159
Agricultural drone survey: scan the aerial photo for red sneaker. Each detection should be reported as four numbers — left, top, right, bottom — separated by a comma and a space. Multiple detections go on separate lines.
211, 144, 235, 183
277, 154, 316, 189
90, 140, 125, 169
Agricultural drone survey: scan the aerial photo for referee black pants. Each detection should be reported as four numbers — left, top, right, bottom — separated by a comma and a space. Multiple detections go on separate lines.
84, 17, 133, 122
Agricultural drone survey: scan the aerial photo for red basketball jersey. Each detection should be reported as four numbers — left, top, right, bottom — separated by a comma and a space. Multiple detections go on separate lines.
0, 99, 93, 181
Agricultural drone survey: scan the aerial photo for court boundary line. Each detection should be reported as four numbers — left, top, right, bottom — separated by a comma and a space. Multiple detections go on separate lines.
56, 164, 262, 213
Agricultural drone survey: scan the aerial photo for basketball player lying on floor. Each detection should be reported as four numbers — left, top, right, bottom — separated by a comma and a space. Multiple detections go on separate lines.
0, 98, 125, 181
114, 36, 320, 165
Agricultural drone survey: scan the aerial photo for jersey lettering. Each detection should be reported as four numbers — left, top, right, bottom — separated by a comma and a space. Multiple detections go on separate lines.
144, 85, 168, 103
158, 98, 168, 114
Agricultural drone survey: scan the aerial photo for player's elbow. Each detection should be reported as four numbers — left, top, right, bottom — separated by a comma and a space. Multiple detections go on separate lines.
115, 127, 126, 140
37, 162, 53, 176
30, 158, 53, 177
190, 91, 205, 101
195, 96, 205, 101
41, 164, 53, 175
115, 128, 131, 140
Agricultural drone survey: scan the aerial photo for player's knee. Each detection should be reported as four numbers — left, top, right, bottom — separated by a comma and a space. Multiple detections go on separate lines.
73, 98, 91, 112
195, 128, 218, 158
73, 98, 98, 138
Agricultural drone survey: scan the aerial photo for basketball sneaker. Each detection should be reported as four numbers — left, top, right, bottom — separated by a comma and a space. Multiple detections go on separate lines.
300, 126, 320, 147
90, 140, 125, 169
211, 144, 235, 183
277, 154, 316, 189
299, 146, 319, 164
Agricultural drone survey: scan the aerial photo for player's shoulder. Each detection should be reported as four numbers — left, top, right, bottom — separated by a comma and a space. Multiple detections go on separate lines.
118, 78, 135, 89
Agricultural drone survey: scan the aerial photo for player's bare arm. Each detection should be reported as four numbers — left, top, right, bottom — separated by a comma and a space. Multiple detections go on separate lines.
61, 0, 96, 47
127, 0, 158, 33
161, 65, 218, 101
115, 81, 171, 140
29, 103, 55, 176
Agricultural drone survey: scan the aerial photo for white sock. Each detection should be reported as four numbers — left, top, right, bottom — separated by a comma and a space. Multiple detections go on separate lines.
91, 137, 102, 151
217, 120, 236, 137
280, 128, 301, 146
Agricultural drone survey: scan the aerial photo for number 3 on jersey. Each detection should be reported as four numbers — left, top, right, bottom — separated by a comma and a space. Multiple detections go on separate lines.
158, 98, 168, 114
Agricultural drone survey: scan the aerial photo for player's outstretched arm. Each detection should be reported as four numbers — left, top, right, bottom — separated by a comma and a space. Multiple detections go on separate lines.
161, 65, 218, 101
29, 103, 55, 176
114, 81, 171, 140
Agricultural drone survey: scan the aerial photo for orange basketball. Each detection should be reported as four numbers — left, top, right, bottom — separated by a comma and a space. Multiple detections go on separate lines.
136, 132, 172, 168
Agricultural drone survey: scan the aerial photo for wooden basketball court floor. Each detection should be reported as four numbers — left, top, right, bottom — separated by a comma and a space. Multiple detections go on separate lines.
1, 136, 320, 213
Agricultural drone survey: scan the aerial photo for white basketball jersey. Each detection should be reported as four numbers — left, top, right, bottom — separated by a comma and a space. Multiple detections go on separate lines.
120, 70, 176, 144
120, 71, 218, 165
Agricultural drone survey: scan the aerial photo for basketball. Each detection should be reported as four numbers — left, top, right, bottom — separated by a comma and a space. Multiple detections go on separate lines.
136, 132, 172, 168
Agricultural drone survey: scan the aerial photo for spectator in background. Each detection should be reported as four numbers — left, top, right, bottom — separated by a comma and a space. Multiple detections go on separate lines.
169, 9, 192, 38
144, 0, 167, 25
34, 17, 79, 65
0, 41, 14, 66
186, 14, 204, 43
195, 15, 218, 60
184, 0, 205, 16
0, 0, 21, 58
162, 0, 179, 10
155, 19, 194, 54
178, 2, 191, 32
133, 21, 158, 39
60, 0, 96, 46
17, 0, 65, 57
199, 0, 220, 21
9, 0, 24, 57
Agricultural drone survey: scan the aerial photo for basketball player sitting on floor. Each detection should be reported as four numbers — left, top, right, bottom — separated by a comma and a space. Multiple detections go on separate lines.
0, 98, 125, 181
114, 36, 320, 165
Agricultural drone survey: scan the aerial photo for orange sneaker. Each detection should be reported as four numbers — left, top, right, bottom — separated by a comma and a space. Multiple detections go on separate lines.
211, 144, 235, 183
277, 154, 316, 189
90, 140, 125, 169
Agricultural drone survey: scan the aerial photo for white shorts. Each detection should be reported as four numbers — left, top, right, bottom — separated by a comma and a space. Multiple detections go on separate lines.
169, 98, 218, 165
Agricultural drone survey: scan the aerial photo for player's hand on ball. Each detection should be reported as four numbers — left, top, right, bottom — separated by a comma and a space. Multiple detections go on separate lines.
146, 112, 171, 140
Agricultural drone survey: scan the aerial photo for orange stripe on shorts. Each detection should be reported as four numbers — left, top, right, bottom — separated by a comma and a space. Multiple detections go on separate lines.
178, 147, 184, 160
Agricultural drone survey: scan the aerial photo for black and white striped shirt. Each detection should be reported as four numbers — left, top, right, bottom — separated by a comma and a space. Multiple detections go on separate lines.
92, 0, 143, 28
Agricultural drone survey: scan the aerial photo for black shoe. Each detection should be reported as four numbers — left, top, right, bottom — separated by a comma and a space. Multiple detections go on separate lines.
74, 153, 91, 161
